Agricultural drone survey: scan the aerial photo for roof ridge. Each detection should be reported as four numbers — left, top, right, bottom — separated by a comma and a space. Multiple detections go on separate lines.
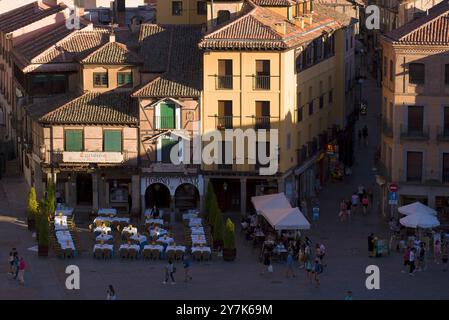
398, 7, 449, 41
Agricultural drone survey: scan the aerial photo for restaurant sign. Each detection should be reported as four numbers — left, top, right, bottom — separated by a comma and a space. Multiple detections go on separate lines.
63, 152, 124, 163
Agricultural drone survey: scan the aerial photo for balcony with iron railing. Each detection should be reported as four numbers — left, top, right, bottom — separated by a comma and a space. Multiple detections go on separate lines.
216, 75, 233, 90
216, 116, 234, 130
382, 118, 393, 137
253, 75, 271, 90
254, 116, 271, 130
400, 124, 429, 141
437, 126, 449, 142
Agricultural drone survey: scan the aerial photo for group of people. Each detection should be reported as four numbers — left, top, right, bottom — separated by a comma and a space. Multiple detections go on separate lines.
8, 248, 26, 285
401, 238, 449, 276
357, 125, 369, 147
339, 184, 372, 221
162, 253, 193, 285
261, 237, 326, 288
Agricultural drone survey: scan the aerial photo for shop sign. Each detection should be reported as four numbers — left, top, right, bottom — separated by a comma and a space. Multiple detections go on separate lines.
388, 191, 398, 205
63, 152, 124, 163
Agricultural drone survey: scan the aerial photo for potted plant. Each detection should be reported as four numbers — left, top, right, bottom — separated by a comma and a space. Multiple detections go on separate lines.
204, 183, 217, 224
26, 187, 38, 231
213, 208, 224, 249
46, 179, 56, 219
37, 199, 49, 257
223, 218, 236, 261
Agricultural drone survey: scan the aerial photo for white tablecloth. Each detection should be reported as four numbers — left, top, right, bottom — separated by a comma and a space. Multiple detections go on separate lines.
122, 227, 138, 236
149, 228, 168, 237
157, 237, 174, 245
191, 234, 206, 241
98, 208, 117, 217
54, 216, 68, 230
188, 218, 203, 227
94, 226, 111, 234
190, 226, 205, 235
55, 207, 74, 216
166, 245, 186, 252
60, 242, 76, 250
130, 234, 147, 244
191, 246, 211, 253
119, 244, 140, 251
56, 230, 75, 250
146, 218, 164, 225
93, 244, 114, 252
143, 244, 163, 252
182, 213, 198, 220
94, 217, 130, 224
96, 234, 113, 242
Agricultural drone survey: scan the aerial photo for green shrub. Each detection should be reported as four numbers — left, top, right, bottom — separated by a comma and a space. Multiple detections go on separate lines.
213, 208, 224, 243
27, 187, 38, 220
45, 179, 55, 217
204, 183, 217, 223
223, 218, 235, 250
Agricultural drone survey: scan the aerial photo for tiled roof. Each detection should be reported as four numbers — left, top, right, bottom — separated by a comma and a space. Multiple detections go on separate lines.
384, 1, 449, 45
133, 24, 203, 97
25, 94, 78, 120
81, 40, 142, 65
199, 1, 350, 50
39, 91, 138, 125
0, 2, 66, 33
252, 0, 296, 6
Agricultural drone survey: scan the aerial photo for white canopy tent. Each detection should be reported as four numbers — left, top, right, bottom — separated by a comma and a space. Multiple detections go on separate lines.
399, 212, 440, 229
398, 201, 437, 216
251, 193, 311, 231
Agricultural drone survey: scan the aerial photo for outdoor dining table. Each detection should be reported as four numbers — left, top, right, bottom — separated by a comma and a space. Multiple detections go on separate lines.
98, 208, 117, 217
94, 226, 112, 235
54, 207, 74, 216
54, 216, 68, 231
144, 244, 163, 252
166, 245, 186, 253
56, 230, 72, 242
60, 241, 76, 250
93, 244, 114, 255
188, 218, 202, 227
122, 226, 138, 236
157, 237, 174, 245
191, 246, 211, 253
149, 228, 168, 237
191, 234, 207, 245
96, 234, 113, 243
130, 234, 147, 245
190, 226, 205, 235
182, 213, 198, 220
119, 244, 140, 252
146, 218, 164, 226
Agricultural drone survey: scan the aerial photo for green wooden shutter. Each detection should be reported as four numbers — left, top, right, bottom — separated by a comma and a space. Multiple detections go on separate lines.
64, 130, 83, 151
160, 103, 175, 129
161, 138, 178, 163
125, 73, 132, 85
104, 130, 122, 152
117, 73, 124, 86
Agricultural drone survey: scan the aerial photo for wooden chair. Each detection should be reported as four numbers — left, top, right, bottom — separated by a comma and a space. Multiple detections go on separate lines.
129, 249, 138, 260
151, 249, 160, 260
142, 249, 151, 260
103, 249, 112, 259
166, 250, 175, 260
120, 248, 129, 259
175, 250, 184, 260
64, 249, 74, 259
94, 248, 103, 259
193, 251, 202, 261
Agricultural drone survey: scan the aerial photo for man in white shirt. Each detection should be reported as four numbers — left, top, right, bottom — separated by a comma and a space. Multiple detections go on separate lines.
408, 248, 416, 276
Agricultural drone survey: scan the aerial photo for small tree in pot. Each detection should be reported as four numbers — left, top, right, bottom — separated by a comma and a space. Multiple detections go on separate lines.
223, 218, 236, 261
37, 199, 50, 257
46, 179, 56, 219
213, 208, 224, 249
26, 187, 38, 231
204, 183, 218, 224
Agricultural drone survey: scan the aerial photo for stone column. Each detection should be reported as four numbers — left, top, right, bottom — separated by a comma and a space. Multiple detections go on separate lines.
240, 177, 247, 216
131, 175, 140, 214
92, 173, 99, 211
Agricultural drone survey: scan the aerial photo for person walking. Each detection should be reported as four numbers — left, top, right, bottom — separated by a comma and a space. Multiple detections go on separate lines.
17, 258, 26, 285
298, 245, 305, 269
362, 195, 369, 215
351, 192, 359, 216
408, 248, 416, 276
183, 253, 193, 282
286, 251, 295, 278
163, 259, 176, 284
261, 250, 272, 275
417, 242, 426, 271
319, 243, 326, 267
357, 185, 365, 203
300, 199, 308, 219
106, 285, 117, 300
8, 248, 16, 275
339, 199, 348, 222
362, 125, 368, 146
312, 258, 323, 288
442, 242, 448, 272
401, 246, 410, 273
434, 240, 442, 264
305, 257, 313, 283
346, 199, 352, 220
12, 252, 19, 280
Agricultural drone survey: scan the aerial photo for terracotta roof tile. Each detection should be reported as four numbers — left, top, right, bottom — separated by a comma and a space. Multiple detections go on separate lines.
384, 1, 449, 45
81, 41, 142, 65
39, 91, 138, 125
0, 2, 66, 33
199, 1, 350, 50
134, 24, 203, 97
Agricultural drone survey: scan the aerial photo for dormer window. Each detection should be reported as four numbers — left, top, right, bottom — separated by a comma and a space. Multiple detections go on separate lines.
117, 72, 132, 87
93, 72, 108, 88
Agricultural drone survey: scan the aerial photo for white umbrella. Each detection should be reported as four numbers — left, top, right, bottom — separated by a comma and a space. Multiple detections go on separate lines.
398, 201, 437, 216
399, 212, 440, 229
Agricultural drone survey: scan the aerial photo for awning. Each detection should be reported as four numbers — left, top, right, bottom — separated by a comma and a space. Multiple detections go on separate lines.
399, 212, 440, 229
398, 201, 437, 216
251, 193, 311, 231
